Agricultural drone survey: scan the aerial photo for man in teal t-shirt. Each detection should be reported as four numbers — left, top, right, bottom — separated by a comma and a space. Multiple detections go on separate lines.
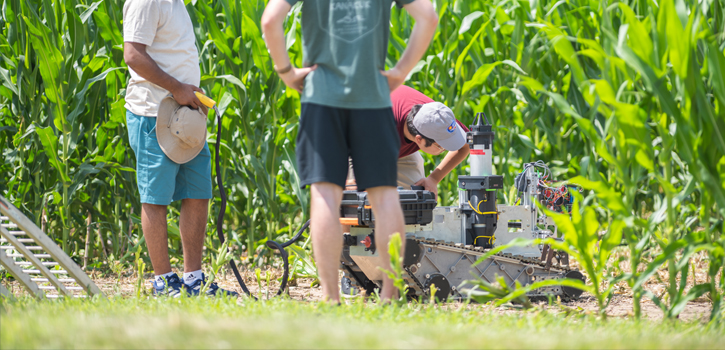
262, 0, 438, 302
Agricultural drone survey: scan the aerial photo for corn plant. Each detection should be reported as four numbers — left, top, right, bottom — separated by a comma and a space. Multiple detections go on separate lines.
134, 249, 146, 298
378, 232, 408, 305
542, 191, 624, 317
438, 0, 724, 321
202, 240, 233, 296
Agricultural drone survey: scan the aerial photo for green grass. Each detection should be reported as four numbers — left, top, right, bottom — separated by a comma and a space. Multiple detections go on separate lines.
2, 297, 723, 349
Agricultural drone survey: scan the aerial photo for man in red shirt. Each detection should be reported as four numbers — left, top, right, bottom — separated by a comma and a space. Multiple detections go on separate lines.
348, 85, 470, 197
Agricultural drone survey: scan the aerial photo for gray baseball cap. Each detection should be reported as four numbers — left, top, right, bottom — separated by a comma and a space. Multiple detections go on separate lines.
413, 102, 466, 151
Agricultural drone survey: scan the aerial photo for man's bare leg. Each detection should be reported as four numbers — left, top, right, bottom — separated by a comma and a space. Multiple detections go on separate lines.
179, 198, 209, 273
366, 186, 406, 301
142, 203, 171, 275
310, 182, 344, 303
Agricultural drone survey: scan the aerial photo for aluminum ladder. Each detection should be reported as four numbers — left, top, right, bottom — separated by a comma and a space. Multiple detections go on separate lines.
0, 195, 104, 299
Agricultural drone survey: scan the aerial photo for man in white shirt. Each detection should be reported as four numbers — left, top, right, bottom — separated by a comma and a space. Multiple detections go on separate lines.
123, 0, 234, 297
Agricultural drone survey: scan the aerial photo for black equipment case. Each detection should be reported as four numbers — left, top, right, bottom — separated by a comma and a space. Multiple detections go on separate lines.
340, 189, 437, 226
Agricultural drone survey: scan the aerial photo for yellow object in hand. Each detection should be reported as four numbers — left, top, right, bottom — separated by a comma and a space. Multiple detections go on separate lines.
194, 92, 217, 109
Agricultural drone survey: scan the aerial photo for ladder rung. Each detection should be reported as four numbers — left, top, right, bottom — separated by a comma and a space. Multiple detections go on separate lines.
15, 261, 59, 266
0, 216, 8, 220
1, 238, 33, 243
7, 254, 51, 258
1, 246, 43, 250
38, 286, 83, 291
1, 223, 18, 228
22, 270, 67, 274
45, 294, 87, 299
32, 278, 76, 283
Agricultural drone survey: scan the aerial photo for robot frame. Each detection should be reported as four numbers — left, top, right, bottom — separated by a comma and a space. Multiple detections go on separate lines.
338, 113, 585, 301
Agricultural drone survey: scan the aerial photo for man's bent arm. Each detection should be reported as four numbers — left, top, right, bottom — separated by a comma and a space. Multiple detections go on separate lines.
261, 0, 317, 93
415, 144, 470, 196
397, 0, 438, 74
261, 0, 292, 71
382, 0, 438, 91
124, 42, 202, 109
429, 144, 470, 183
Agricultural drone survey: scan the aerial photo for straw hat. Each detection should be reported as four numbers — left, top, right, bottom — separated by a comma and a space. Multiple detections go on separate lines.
156, 95, 208, 164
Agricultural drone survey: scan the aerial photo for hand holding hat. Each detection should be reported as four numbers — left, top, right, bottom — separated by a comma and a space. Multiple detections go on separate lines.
169, 82, 205, 110
157, 95, 209, 164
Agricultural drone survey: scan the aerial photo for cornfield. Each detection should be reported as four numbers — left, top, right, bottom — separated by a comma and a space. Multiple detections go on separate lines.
1, 0, 724, 320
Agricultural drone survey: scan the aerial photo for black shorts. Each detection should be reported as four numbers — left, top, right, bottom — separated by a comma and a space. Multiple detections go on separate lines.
296, 103, 399, 191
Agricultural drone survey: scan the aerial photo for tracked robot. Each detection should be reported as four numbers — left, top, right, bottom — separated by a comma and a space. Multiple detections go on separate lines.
338, 113, 585, 301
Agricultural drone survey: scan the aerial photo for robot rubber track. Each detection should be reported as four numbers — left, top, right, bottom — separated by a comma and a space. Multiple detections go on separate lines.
400, 236, 585, 302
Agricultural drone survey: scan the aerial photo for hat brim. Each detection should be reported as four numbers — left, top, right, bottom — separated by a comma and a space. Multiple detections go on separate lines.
156, 95, 208, 164
436, 123, 467, 151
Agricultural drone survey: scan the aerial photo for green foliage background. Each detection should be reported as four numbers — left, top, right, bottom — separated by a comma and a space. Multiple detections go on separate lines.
1, 0, 724, 320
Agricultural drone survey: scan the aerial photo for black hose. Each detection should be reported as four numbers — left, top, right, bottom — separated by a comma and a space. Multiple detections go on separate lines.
213, 105, 308, 298
213, 107, 254, 298
278, 219, 310, 249
266, 219, 310, 296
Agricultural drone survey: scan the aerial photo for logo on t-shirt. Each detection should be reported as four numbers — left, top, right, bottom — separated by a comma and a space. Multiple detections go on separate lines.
320, 0, 381, 43
447, 121, 457, 133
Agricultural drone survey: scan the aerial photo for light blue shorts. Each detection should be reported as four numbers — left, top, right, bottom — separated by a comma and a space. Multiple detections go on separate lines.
126, 110, 212, 205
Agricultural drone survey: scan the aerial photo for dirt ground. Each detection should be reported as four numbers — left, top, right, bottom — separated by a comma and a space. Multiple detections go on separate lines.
3, 267, 714, 322
566, 294, 713, 321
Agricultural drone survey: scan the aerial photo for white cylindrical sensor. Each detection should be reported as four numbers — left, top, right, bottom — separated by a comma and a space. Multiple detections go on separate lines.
469, 144, 493, 176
